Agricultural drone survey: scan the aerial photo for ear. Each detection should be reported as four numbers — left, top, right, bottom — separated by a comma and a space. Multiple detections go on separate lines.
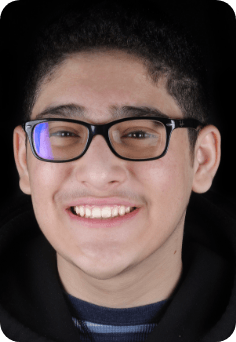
13, 125, 31, 195
192, 125, 221, 193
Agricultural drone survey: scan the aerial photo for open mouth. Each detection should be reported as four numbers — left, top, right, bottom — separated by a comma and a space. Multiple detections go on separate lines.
70, 207, 138, 221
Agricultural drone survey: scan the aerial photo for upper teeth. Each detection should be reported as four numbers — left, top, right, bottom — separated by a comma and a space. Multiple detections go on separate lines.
73, 205, 133, 219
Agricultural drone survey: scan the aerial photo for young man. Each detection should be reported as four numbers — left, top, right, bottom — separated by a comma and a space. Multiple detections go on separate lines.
1, 1, 236, 341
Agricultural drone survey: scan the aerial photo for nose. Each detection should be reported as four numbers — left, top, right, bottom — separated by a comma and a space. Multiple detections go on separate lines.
73, 135, 127, 190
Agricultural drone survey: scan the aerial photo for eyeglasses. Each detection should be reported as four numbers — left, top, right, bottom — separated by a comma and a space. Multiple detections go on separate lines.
21, 117, 203, 163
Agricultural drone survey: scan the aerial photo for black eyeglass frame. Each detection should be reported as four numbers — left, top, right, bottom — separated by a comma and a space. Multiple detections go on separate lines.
22, 117, 204, 163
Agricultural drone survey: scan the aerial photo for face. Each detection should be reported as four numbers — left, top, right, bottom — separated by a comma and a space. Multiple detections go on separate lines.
15, 51, 197, 283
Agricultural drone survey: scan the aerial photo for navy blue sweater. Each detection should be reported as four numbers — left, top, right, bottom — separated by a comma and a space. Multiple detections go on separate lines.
65, 291, 169, 341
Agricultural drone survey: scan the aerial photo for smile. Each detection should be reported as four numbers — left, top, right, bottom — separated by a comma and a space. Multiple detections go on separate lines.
70, 205, 137, 219
67, 205, 141, 228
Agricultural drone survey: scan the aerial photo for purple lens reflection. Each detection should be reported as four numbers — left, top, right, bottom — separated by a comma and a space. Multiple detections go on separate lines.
34, 122, 54, 160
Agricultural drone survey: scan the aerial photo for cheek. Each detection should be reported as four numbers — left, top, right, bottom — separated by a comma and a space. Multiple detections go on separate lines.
128, 135, 193, 222
131, 158, 188, 197
29, 162, 58, 194
27, 157, 66, 220
27, 160, 74, 253
133, 161, 182, 208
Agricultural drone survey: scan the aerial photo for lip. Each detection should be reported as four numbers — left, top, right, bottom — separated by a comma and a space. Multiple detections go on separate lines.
66, 206, 142, 228
65, 197, 142, 209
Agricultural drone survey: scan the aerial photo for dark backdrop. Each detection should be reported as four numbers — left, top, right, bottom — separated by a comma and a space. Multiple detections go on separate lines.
0, 0, 236, 207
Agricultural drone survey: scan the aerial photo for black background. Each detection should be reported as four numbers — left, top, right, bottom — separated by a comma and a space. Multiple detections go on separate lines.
0, 0, 236, 208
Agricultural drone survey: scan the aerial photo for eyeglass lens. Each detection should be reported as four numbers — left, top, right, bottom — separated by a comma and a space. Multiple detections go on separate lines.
32, 119, 167, 161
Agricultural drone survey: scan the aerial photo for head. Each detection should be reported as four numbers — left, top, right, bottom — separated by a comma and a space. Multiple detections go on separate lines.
13, 1, 220, 295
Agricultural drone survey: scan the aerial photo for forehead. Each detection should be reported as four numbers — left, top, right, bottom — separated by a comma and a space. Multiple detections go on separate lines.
31, 51, 183, 121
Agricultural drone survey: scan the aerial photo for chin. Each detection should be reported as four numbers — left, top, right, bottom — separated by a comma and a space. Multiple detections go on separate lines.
73, 253, 132, 281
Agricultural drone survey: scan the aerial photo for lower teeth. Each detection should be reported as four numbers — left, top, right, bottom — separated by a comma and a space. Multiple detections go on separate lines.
71, 207, 136, 219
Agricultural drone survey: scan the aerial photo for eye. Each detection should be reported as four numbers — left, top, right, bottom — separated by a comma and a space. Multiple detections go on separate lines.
125, 130, 153, 139
50, 131, 78, 137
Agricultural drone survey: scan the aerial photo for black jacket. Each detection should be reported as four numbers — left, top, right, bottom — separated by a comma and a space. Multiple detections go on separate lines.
0, 191, 236, 342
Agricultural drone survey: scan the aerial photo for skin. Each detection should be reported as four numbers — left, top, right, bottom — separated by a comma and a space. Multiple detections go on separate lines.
13, 51, 221, 308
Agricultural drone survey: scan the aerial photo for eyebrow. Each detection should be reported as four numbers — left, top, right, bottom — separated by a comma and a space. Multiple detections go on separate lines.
34, 103, 170, 121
